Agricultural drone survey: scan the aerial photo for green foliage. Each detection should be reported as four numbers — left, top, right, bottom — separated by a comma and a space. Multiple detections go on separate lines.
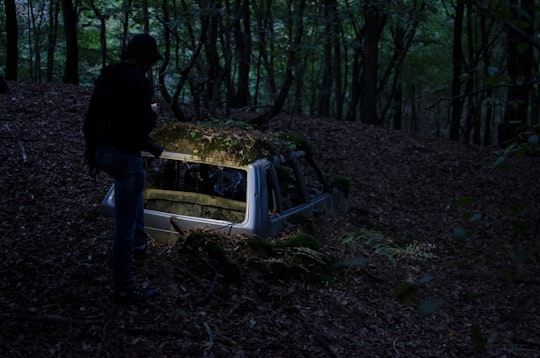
330, 174, 351, 197
176, 230, 334, 284
495, 129, 540, 173
452, 197, 483, 243
274, 233, 320, 251
452, 226, 468, 242
278, 132, 313, 157
341, 228, 437, 264
254, 233, 334, 283
176, 229, 241, 283
393, 275, 443, 318
470, 324, 486, 354
417, 298, 444, 318
394, 284, 416, 305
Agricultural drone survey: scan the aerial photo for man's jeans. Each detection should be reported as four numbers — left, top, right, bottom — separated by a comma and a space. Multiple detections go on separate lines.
96, 146, 147, 291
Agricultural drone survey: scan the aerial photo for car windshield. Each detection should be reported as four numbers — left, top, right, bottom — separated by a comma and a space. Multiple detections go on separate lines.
144, 157, 248, 222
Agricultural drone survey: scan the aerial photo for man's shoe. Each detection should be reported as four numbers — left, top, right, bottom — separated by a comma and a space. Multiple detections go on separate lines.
133, 243, 147, 265
113, 284, 158, 304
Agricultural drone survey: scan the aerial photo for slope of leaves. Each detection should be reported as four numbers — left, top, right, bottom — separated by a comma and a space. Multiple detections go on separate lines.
0, 81, 539, 357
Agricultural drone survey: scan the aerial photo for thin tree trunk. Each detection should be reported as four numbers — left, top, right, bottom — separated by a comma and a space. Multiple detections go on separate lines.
346, 46, 361, 122
333, 4, 343, 121
360, 1, 386, 125
393, 82, 402, 130
122, 0, 133, 49
61, 0, 79, 85
254, 0, 306, 126
449, 0, 465, 141
46, 0, 60, 82
88, 0, 107, 68
5, 0, 18, 80
253, 0, 276, 102
500, 0, 534, 146
232, 0, 251, 108
318, 0, 336, 117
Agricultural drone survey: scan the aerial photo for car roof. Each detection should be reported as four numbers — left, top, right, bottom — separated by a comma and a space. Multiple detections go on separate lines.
152, 121, 313, 166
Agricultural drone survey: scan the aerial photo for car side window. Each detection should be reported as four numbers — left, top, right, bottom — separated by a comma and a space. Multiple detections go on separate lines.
295, 155, 327, 200
265, 166, 279, 216
274, 159, 304, 210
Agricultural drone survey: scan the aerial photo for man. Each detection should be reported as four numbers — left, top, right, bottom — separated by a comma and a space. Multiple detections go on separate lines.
84, 33, 163, 304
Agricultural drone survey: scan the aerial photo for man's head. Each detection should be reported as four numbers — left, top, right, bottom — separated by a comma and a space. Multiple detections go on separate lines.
122, 33, 162, 69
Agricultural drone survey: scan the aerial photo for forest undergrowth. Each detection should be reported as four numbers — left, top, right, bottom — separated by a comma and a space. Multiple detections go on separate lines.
0, 81, 539, 357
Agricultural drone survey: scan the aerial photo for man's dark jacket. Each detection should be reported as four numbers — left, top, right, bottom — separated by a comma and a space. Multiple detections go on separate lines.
84, 61, 158, 167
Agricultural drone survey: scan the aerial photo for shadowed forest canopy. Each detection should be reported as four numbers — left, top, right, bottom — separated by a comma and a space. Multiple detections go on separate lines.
1, 0, 540, 144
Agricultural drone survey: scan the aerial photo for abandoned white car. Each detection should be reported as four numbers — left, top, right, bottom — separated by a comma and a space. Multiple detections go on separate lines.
100, 122, 348, 242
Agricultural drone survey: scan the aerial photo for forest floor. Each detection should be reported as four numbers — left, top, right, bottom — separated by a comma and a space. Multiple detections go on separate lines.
0, 81, 539, 357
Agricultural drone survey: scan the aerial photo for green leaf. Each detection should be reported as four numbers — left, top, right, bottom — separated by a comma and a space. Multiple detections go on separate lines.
503, 143, 518, 155
467, 212, 482, 223
508, 248, 524, 264
494, 156, 508, 170
340, 234, 359, 245
394, 284, 415, 304
417, 298, 443, 318
506, 202, 530, 217
528, 135, 539, 147
417, 275, 433, 284
452, 227, 467, 241
471, 324, 486, 354
455, 197, 475, 206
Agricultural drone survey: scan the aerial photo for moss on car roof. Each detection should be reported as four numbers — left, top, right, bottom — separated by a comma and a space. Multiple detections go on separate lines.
152, 121, 313, 165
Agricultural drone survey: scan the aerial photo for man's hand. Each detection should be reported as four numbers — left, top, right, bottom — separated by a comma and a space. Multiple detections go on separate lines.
85, 147, 100, 179
145, 137, 164, 158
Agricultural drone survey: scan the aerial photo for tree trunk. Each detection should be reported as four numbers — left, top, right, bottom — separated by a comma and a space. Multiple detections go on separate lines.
159, 0, 172, 104
232, 0, 252, 108
167, 5, 209, 122
253, 0, 276, 100
449, 0, 464, 141
204, 0, 223, 116
499, 0, 534, 146
61, 0, 79, 85
346, 46, 361, 122
318, 0, 336, 117
4, 0, 18, 80
88, 0, 107, 68
380, 0, 425, 126
46, 0, 60, 82
122, 0, 133, 49
480, 8, 493, 146
393, 82, 402, 130
254, 0, 306, 126
360, 1, 386, 125
333, 3, 343, 121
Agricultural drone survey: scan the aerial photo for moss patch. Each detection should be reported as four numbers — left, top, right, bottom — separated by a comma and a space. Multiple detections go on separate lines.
152, 121, 313, 165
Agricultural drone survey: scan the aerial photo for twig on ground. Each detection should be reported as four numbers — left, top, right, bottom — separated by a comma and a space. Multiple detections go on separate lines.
3, 123, 28, 162
393, 337, 400, 356
299, 317, 339, 357
0, 312, 100, 325
203, 321, 215, 358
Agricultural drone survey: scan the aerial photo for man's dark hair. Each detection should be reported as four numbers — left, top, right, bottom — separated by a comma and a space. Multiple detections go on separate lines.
121, 34, 162, 65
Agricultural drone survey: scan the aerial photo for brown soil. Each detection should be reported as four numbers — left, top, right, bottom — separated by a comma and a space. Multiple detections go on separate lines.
1, 81, 539, 357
